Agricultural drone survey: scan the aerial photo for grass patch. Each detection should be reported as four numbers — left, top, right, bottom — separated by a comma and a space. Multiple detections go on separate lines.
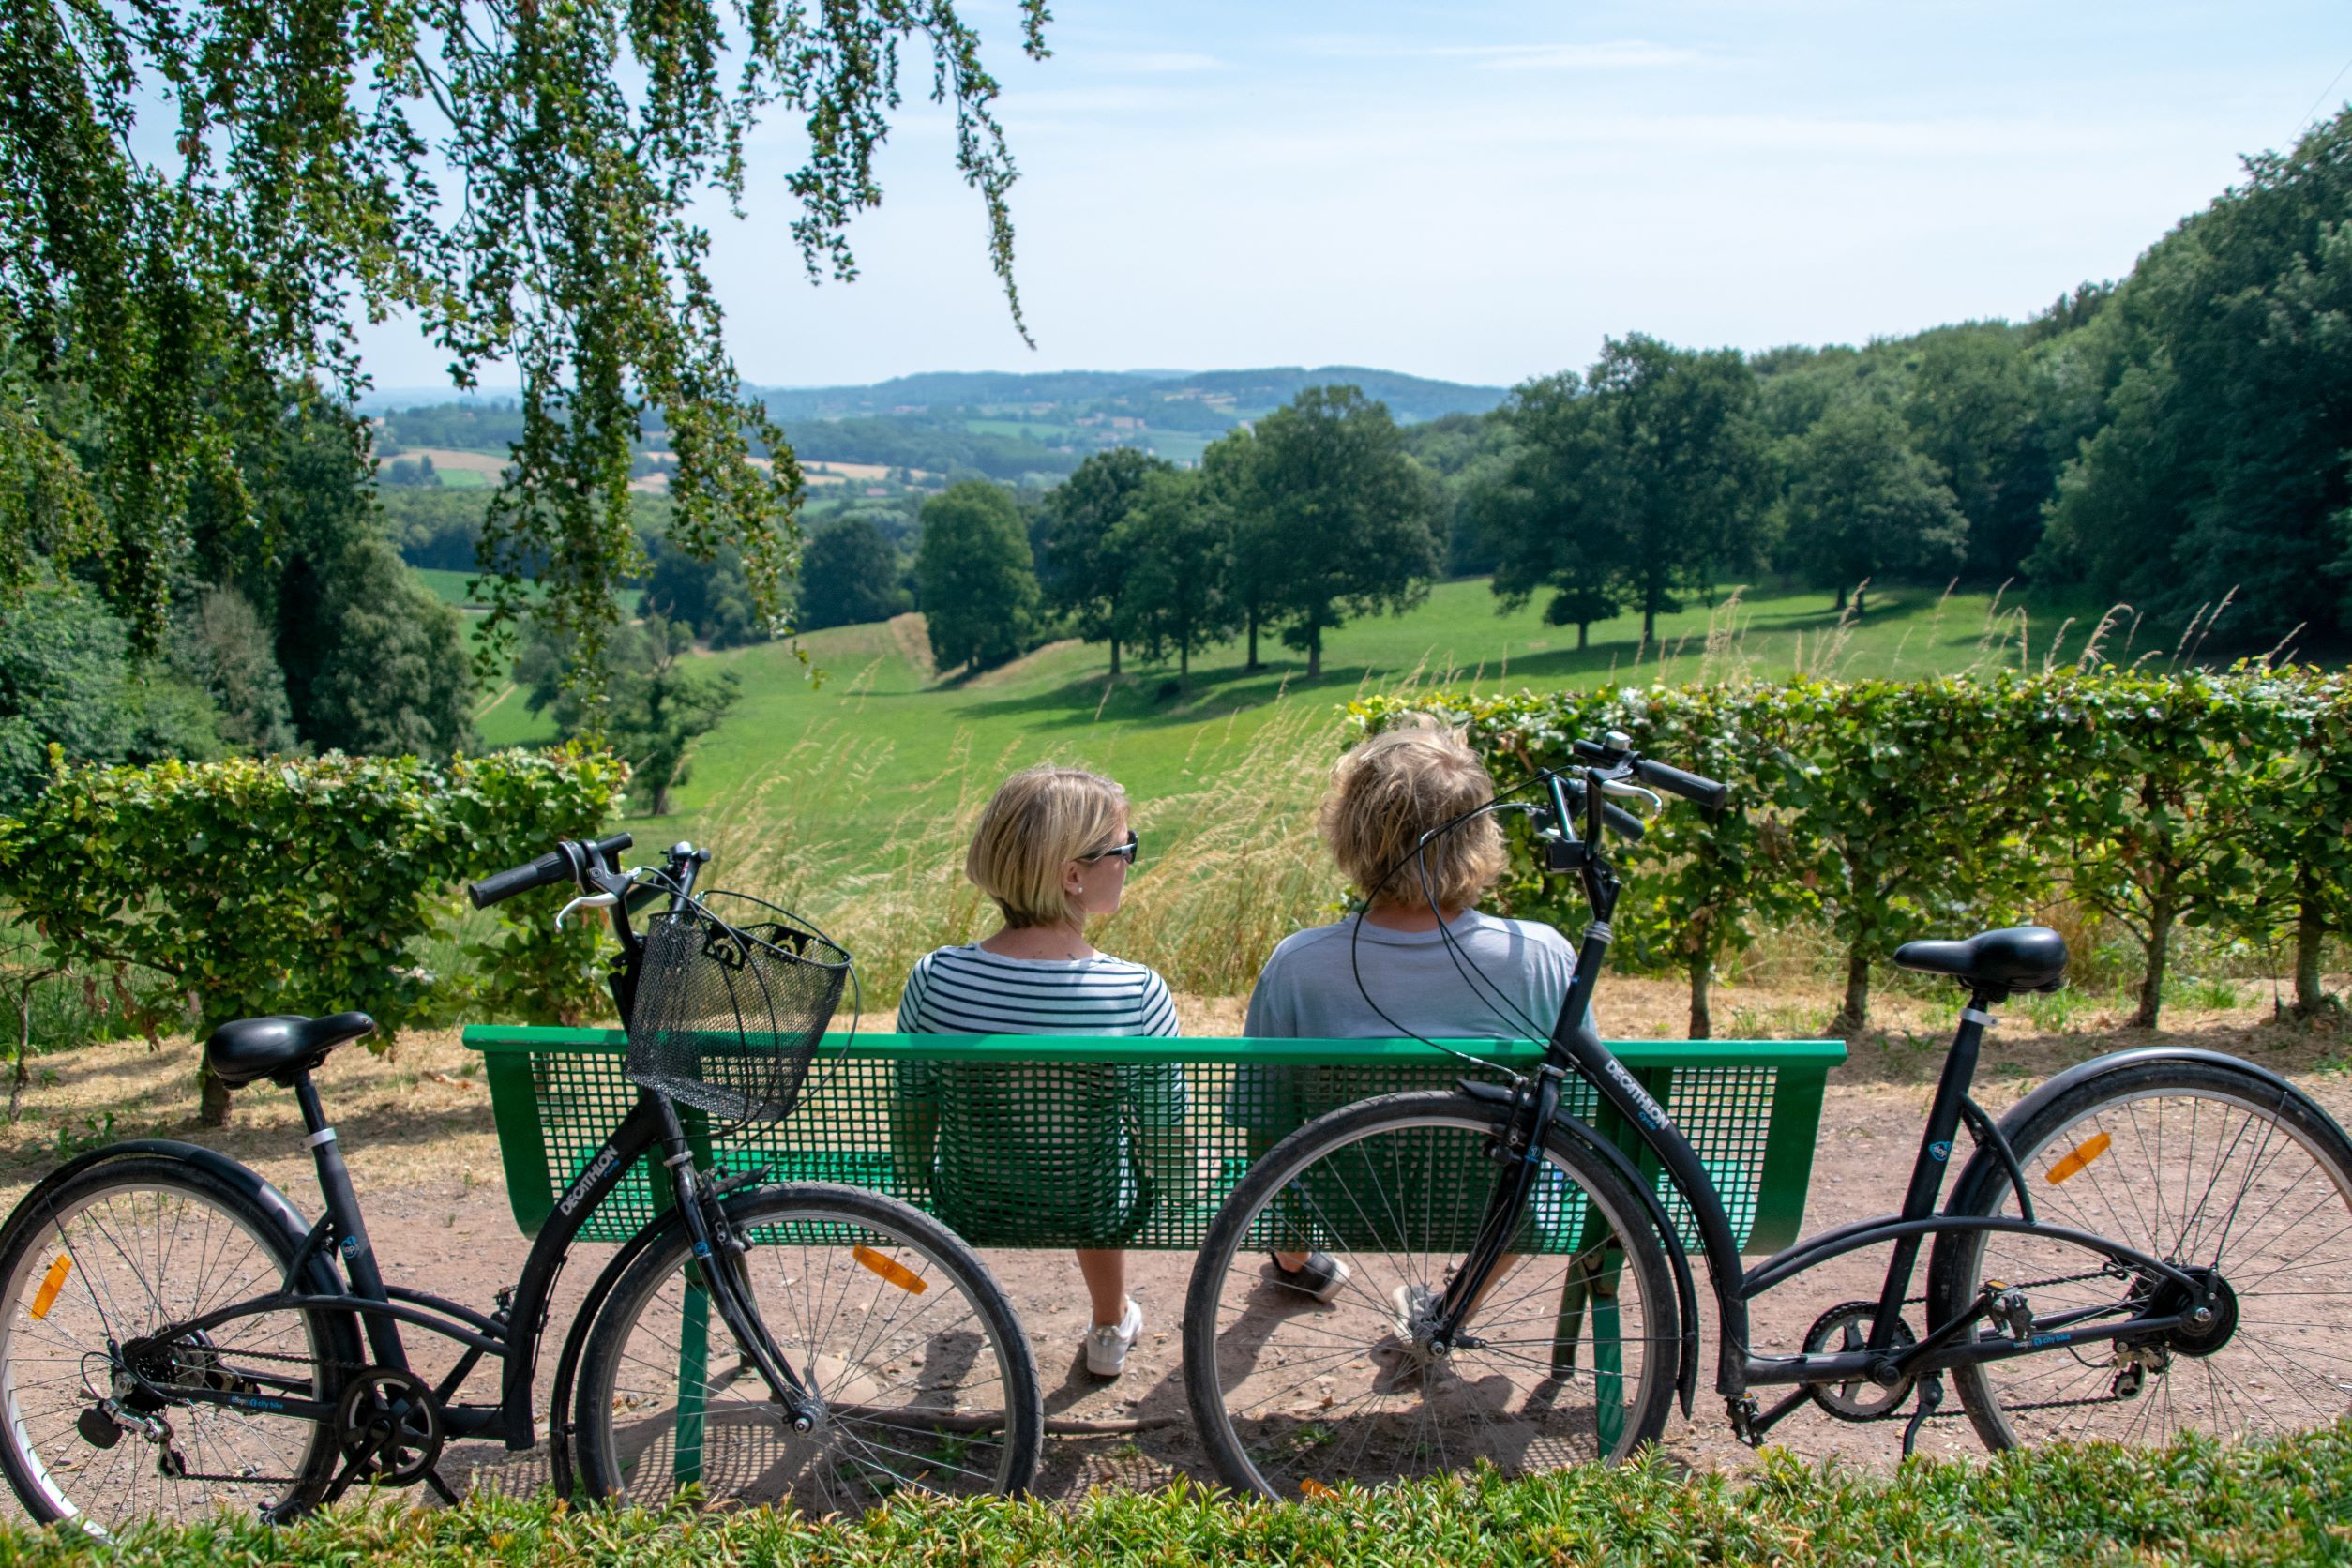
23, 1426, 2352, 1564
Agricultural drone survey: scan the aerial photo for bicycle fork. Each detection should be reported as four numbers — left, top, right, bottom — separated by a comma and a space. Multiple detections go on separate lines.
1428, 1067, 1566, 1354
654, 1115, 823, 1433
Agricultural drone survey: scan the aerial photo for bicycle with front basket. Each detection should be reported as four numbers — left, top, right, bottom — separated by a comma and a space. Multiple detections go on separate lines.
0, 834, 1042, 1535
1184, 731, 2352, 1498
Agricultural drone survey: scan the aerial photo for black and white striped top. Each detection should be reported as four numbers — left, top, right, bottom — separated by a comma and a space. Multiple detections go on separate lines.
897, 944, 1180, 1037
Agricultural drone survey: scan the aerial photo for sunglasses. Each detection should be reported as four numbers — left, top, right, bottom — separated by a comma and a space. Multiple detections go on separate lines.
1078, 829, 1140, 867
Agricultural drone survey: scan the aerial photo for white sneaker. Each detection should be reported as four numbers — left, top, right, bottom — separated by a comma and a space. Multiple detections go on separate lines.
1084, 1297, 1144, 1378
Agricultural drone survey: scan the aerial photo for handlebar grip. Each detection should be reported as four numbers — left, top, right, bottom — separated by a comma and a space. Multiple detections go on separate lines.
1601, 802, 1647, 842
1632, 758, 1729, 811
466, 849, 575, 910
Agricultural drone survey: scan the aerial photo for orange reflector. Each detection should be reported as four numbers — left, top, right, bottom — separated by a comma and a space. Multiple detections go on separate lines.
1299, 1478, 1338, 1501
852, 1246, 927, 1294
28, 1255, 69, 1320
2045, 1133, 2113, 1185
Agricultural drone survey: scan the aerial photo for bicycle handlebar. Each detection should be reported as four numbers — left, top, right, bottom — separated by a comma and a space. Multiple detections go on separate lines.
1631, 758, 1728, 812
466, 832, 635, 909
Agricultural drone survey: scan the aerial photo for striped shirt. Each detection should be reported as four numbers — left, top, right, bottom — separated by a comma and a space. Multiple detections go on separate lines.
894, 944, 1184, 1123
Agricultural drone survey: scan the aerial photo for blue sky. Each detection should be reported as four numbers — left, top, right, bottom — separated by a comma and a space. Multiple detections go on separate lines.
354, 0, 2352, 393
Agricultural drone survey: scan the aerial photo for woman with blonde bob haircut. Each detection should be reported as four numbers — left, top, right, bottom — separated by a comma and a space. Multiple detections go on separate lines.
1238, 716, 1576, 1304
894, 764, 1184, 1380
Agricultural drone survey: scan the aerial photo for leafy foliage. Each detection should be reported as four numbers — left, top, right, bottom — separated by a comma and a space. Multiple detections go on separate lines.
795, 518, 908, 633
1361, 666, 2352, 1035
0, 0, 1050, 693
915, 480, 1041, 672
1040, 449, 1168, 675
1218, 386, 1440, 678
1782, 400, 1968, 613
1116, 468, 1238, 682
0, 587, 225, 808
13, 1425, 2352, 1565
2034, 109, 2352, 646
0, 747, 626, 1118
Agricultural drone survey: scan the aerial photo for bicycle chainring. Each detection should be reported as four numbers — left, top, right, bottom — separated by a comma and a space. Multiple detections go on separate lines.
1802, 1301, 1918, 1422
334, 1367, 445, 1485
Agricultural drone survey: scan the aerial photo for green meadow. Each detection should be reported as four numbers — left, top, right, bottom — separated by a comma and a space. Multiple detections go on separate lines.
478, 577, 2118, 861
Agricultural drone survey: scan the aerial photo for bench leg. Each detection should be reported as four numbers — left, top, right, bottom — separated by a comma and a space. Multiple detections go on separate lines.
1550, 1246, 1626, 1453
674, 1274, 709, 1490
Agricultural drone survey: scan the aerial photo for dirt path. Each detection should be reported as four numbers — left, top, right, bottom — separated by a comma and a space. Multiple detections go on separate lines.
0, 979, 2343, 1505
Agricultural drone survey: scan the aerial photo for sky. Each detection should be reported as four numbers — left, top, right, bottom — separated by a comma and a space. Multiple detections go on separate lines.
353, 0, 2352, 395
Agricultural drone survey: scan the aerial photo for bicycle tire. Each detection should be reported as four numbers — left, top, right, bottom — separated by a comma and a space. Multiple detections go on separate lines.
1184, 1090, 1679, 1500
571, 1182, 1041, 1512
0, 1154, 354, 1534
1926, 1056, 2352, 1452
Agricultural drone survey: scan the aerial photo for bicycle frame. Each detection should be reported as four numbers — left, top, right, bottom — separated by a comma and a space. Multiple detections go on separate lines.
1428, 757, 2209, 1445
87, 839, 822, 1498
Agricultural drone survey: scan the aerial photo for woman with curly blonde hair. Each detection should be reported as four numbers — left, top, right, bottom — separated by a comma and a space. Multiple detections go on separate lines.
1240, 715, 1576, 1301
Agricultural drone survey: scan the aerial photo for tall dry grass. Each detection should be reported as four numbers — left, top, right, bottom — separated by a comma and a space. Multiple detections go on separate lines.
689, 686, 1348, 1007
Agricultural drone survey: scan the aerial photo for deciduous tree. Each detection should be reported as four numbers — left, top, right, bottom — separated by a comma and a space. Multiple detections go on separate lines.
915, 481, 1040, 672
1041, 449, 1168, 675
1784, 400, 1968, 614
1116, 470, 1236, 685
1230, 386, 1439, 678
0, 0, 1049, 697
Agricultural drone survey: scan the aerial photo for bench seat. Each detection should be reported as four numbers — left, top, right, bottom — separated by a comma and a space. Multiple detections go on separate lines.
464, 1029, 1844, 1256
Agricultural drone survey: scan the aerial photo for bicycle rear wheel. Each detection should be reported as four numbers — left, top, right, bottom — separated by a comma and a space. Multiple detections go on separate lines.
0, 1155, 351, 1534
1928, 1056, 2352, 1451
1184, 1091, 1678, 1500
572, 1183, 1040, 1513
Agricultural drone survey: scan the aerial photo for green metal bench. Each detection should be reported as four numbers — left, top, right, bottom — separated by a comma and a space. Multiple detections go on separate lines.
464, 1029, 1847, 1256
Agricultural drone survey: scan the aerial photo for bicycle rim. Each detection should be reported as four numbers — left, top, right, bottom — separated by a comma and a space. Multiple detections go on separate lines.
1185, 1096, 1677, 1500
0, 1164, 336, 1534
1943, 1067, 2352, 1450
576, 1184, 1038, 1512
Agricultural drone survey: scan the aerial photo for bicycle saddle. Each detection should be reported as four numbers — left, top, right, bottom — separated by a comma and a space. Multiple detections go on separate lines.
1892, 927, 2068, 995
204, 1012, 377, 1089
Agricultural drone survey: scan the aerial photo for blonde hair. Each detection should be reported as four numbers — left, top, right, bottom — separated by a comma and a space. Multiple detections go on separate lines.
1319, 716, 1505, 912
966, 764, 1130, 929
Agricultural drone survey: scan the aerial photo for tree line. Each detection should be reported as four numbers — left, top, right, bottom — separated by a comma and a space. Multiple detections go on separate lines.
908, 386, 1440, 680
885, 106, 2352, 672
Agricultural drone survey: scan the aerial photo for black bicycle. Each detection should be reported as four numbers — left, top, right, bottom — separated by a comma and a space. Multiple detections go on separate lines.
1184, 731, 2352, 1498
0, 835, 1042, 1535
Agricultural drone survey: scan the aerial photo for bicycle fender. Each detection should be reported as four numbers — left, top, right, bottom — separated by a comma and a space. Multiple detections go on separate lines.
1545, 1114, 1702, 1420
1947, 1047, 2314, 1211
545, 1205, 684, 1494
3, 1139, 347, 1296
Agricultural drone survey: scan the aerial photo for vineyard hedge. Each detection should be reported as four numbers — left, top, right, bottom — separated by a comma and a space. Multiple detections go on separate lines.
1355, 666, 2352, 1036
0, 746, 626, 1121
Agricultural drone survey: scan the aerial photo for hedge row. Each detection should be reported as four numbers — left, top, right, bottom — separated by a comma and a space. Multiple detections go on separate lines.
1356, 666, 2352, 1036
0, 747, 626, 1120
9, 1425, 2350, 1566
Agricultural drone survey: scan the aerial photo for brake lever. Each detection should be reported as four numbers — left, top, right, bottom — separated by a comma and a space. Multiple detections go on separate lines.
1599, 779, 1666, 814
556, 891, 621, 928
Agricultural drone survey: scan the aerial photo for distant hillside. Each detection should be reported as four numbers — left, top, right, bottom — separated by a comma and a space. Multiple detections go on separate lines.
369, 366, 1511, 487
754, 366, 1509, 425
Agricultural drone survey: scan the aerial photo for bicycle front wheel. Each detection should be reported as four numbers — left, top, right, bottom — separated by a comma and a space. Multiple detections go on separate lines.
572, 1183, 1040, 1513
1928, 1056, 2352, 1451
0, 1155, 352, 1535
1184, 1091, 1678, 1500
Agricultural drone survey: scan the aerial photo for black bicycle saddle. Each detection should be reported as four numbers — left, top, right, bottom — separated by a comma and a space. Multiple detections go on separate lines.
205, 1013, 377, 1089
1892, 927, 2068, 995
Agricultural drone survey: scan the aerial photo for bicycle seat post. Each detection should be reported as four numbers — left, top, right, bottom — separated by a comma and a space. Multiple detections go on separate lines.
290, 1071, 407, 1371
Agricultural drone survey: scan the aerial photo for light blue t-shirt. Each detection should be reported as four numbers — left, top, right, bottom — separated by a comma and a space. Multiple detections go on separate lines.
1244, 911, 1577, 1043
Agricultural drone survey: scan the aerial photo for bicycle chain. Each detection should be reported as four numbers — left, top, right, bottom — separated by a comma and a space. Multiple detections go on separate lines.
101, 1340, 435, 1489
1898, 1262, 2129, 1308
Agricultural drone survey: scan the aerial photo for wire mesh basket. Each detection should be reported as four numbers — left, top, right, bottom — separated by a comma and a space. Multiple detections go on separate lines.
624, 891, 852, 1127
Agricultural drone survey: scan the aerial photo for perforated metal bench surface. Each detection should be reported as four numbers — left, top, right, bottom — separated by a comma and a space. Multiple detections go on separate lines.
466, 1029, 1844, 1256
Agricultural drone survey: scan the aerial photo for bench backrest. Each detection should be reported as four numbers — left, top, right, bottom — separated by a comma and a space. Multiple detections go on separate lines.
464, 1030, 1844, 1255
